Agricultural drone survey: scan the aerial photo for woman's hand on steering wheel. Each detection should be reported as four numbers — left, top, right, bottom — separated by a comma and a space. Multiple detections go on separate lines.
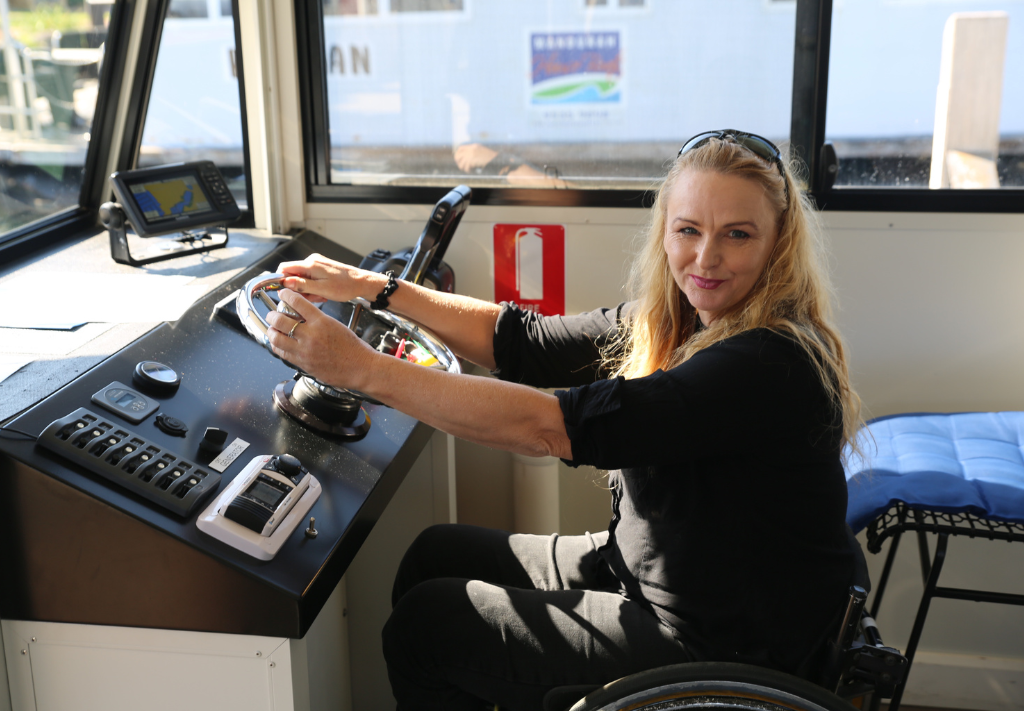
276, 253, 374, 305
265, 288, 379, 392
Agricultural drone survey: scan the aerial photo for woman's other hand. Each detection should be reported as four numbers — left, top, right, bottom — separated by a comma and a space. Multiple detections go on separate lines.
265, 288, 377, 392
276, 253, 369, 305
453, 143, 498, 172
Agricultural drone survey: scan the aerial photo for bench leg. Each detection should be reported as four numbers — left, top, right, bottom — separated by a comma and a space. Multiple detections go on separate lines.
913, 509, 932, 584
887, 532, 949, 711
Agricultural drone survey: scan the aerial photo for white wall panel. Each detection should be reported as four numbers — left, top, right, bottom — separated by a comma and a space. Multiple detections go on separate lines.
825, 211, 1024, 418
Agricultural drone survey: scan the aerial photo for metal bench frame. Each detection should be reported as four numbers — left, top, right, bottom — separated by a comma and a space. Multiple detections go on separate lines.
865, 502, 1024, 710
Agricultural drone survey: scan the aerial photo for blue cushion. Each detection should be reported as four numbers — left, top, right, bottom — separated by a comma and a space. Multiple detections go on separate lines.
844, 412, 1024, 533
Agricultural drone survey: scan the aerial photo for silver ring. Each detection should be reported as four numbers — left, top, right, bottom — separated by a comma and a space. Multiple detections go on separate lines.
288, 320, 301, 338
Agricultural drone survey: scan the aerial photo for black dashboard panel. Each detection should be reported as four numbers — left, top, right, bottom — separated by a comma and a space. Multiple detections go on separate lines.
0, 231, 432, 637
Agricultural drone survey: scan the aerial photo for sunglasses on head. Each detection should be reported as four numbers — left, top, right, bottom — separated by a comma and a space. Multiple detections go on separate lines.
677, 129, 789, 205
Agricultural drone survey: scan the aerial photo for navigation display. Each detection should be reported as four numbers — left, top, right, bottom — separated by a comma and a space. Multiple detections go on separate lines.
129, 176, 214, 223
109, 161, 240, 239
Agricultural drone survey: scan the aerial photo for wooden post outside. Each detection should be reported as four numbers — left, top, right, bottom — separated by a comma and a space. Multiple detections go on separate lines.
929, 12, 1010, 189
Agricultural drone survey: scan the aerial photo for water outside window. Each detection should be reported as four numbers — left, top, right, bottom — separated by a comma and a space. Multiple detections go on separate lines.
319, 0, 797, 190
138, 0, 247, 207
0, 0, 109, 234
827, 0, 1023, 189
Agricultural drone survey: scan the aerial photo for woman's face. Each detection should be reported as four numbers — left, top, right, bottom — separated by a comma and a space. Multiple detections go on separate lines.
663, 169, 780, 326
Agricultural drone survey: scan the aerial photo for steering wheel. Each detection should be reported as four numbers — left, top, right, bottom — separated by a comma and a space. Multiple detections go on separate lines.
236, 272, 461, 406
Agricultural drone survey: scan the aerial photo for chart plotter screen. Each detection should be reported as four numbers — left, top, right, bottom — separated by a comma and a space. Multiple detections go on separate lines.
110, 161, 241, 239
129, 177, 214, 224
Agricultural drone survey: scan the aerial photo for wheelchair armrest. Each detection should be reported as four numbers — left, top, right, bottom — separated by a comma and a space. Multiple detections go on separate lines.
819, 585, 868, 690
820, 586, 908, 700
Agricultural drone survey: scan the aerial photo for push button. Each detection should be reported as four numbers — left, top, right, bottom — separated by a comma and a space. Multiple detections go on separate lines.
133, 361, 181, 395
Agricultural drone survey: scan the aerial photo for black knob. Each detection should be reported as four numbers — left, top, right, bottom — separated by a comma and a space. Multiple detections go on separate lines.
133, 361, 181, 395
277, 453, 302, 479
199, 427, 229, 453
99, 202, 125, 230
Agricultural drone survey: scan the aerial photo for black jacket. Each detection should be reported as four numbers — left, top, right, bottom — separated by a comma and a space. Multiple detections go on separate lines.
492, 302, 855, 673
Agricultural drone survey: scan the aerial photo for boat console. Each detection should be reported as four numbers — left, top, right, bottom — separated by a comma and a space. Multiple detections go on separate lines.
0, 187, 470, 641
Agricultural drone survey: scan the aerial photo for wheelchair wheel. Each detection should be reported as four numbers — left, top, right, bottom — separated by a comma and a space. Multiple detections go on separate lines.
566, 662, 859, 711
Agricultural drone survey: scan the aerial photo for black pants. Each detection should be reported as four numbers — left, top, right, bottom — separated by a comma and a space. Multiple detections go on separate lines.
382, 524, 693, 711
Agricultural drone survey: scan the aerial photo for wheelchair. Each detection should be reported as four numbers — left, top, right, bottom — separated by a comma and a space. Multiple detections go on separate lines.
542, 533, 909, 711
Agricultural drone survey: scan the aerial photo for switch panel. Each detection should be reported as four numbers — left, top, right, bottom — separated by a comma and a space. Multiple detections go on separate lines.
38, 407, 221, 517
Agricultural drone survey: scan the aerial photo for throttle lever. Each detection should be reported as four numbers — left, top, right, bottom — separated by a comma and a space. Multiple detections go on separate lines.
399, 185, 471, 287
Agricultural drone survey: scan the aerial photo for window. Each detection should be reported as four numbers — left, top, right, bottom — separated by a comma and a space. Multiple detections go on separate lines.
390, 0, 464, 11
826, 0, 1023, 190
314, 0, 796, 193
138, 0, 248, 207
167, 0, 208, 19
0, 0, 107, 233
323, 0, 379, 15
323, 0, 464, 15
585, 0, 647, 8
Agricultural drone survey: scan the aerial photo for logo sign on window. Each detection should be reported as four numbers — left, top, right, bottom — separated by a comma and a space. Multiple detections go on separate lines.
493, 224, 565, 316
530, 32, 622, 106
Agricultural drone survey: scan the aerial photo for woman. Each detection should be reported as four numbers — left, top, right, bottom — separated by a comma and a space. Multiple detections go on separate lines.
267, 130, 861, 711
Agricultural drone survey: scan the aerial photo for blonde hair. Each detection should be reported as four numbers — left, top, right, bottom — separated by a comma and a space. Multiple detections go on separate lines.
605, 138, 862, 451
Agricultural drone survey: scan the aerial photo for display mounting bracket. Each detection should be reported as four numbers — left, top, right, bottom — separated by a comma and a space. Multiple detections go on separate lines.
101, 161, 239, 266
102, 202, 229, 266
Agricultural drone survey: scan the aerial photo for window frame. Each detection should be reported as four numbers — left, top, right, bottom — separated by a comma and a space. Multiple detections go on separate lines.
801, 0, 1023, 213
229, 0, 255, 223
296, 0, 1023, 213
0, 0, 255, 264
132, 0, 255, 221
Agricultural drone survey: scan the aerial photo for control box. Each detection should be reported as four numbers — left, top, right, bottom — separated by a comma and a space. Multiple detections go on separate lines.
196, 455, 322, 560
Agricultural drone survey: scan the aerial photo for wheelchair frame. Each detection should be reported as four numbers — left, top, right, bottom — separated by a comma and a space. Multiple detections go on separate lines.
544, 584, 909, 711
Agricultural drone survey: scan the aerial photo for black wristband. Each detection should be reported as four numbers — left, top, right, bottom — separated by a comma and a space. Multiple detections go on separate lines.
370, 271, 399, 310
488, 153, 522, 176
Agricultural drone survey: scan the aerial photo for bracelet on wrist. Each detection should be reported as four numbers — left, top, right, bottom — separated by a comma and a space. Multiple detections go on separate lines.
370, 271, 399, 310
488, 153, 523, 176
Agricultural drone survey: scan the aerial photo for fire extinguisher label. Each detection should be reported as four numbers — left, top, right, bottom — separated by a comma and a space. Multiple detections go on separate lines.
493, 224, 565, 316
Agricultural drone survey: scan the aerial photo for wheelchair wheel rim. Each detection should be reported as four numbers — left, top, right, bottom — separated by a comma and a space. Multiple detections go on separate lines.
589, 680, 841, 711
